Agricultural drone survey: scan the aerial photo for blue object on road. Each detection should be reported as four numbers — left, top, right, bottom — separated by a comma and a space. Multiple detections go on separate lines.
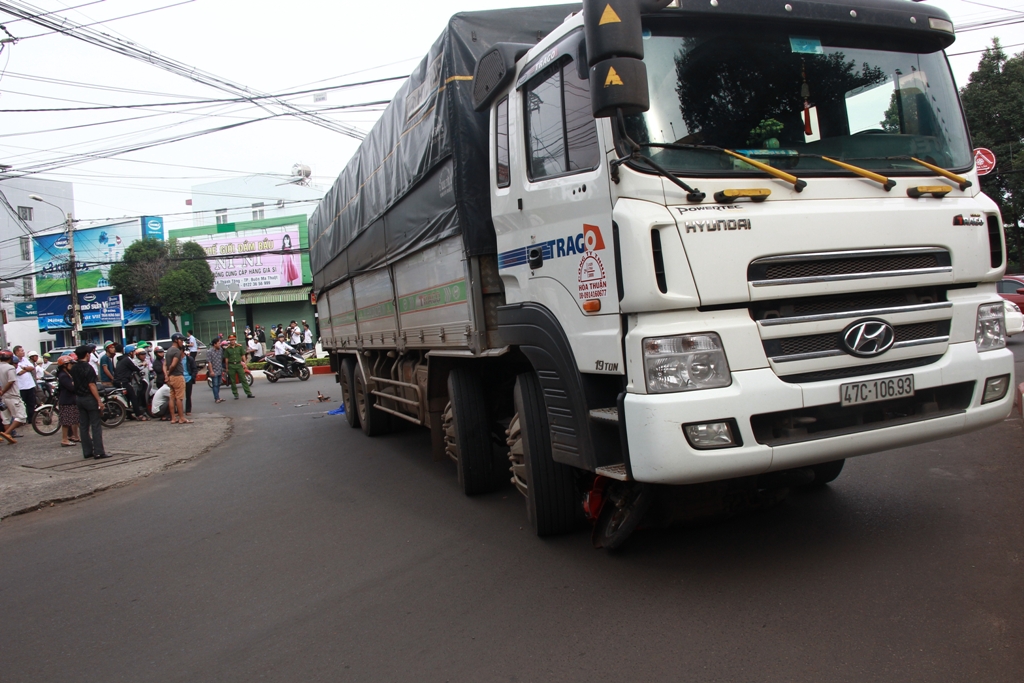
327, 404, 346, 415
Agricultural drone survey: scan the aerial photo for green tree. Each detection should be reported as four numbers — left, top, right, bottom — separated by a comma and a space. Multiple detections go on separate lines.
960, 39, 1024, 272
108, 237, 214, 328
108, 238, 169, 308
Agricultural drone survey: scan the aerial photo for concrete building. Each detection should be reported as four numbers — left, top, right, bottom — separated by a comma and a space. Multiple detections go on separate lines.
0, 177, 74, 355
190, 169, 325, 227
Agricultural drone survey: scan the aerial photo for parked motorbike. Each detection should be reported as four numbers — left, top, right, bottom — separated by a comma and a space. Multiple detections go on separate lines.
97, 386, 128, 427
32, 378, 61, 436
263, 352, 310, 382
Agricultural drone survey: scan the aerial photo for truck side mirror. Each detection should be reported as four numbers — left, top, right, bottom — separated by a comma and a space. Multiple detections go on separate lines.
472, 42, 534, 112
583, 0, 671, 118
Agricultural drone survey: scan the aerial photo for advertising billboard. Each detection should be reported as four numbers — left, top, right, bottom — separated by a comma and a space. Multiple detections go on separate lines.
35, 292, 152, 331
141, 216, 165, 241
33, 220, 145, 296
179, 224, 304, 291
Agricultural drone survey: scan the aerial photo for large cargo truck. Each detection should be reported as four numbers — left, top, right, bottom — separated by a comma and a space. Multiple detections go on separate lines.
310, 0, 1014, 548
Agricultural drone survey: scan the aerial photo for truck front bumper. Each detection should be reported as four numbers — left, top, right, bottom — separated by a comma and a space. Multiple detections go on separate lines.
623, 341, 1014, 485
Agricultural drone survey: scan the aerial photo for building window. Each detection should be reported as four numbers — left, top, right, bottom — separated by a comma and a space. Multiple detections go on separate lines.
17, 206, 32, 222
22, 276, 32, 297
40, 341, 54, 356
252, 202, 265, 221
19, 236, 30, 261
215, 209, 228, 225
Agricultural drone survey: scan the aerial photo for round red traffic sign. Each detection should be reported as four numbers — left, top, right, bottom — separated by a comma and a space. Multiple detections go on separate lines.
974, 148, 996, 175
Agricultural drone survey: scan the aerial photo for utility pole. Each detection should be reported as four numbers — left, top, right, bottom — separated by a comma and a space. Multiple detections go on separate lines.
65, 211, 82, 346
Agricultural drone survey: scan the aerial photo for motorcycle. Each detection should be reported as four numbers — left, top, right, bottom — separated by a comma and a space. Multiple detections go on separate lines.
263, 352, 310, 383
32, 382, 128, 434
97, 386, 128, 427
32, 378, 62, 436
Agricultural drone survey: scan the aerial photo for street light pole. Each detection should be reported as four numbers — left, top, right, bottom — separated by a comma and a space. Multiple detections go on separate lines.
29, 195, 81, 346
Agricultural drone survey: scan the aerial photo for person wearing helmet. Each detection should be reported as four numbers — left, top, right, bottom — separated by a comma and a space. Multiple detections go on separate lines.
164, 333, 190, 423
274, 334, 292, 357
114, 344, 147, 421
0, 350, 23, 443
152, 346, 166, 388
99, 341, 118, 388
56, 355, 80, 446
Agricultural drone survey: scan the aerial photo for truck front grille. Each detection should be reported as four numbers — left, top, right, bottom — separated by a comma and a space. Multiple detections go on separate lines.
748, 248, 952, 287
764, 321, 951, 363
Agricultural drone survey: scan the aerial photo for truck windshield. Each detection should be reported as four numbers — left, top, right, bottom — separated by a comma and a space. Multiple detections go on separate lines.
625, 27, 972, 176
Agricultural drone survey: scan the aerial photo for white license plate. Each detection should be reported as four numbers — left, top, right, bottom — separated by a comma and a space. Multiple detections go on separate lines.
840, 374, 915, 407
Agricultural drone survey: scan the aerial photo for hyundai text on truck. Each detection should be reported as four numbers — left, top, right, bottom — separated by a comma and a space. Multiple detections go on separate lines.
309, 0, 1014, 548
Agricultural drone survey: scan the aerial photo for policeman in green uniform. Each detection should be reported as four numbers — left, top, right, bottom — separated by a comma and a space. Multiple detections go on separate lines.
223, 334, 253, 399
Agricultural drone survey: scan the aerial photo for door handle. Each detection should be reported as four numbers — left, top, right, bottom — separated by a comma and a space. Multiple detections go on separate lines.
527, 247, 544, 269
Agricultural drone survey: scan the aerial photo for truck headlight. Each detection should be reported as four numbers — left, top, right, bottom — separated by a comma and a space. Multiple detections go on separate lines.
643, 333, 731, 394
976, 302, 1006, 352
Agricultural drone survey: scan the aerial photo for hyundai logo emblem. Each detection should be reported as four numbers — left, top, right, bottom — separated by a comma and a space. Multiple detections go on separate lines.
841, 319, 896, 358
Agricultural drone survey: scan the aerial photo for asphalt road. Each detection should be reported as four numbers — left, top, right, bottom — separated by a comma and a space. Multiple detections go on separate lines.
0, 365, 1022, 682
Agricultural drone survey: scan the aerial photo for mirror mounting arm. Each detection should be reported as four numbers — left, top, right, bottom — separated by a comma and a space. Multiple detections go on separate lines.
612, 109, 705, 203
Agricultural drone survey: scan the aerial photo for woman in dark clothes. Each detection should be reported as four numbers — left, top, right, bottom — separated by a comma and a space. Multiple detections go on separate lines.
153, 346, 166, 388
56, 355, 80, 446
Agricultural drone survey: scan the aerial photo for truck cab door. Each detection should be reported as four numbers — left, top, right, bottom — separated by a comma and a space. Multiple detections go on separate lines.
493, 32, 623, 376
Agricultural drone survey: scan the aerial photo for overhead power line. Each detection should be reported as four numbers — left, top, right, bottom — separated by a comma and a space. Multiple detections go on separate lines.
0, 74, 407, 113
0, 0, 369, 140
13, 0, 196, 40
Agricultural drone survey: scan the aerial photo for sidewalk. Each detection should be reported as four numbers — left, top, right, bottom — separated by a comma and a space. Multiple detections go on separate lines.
0, 411, 232, 520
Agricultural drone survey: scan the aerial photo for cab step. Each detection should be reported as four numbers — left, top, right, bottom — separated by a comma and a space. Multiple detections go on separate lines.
589, 407, 619, 424
595, 464, 631, 481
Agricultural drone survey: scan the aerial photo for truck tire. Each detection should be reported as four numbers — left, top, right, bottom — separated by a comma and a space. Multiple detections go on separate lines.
446, 368, 503, 495
354, 364, 390, 437
810, 459, 845, 485
339, 357, 360, 429
514, 371, 577, 536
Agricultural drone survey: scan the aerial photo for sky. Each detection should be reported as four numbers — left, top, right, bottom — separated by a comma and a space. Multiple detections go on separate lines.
0, 0, 1022, 233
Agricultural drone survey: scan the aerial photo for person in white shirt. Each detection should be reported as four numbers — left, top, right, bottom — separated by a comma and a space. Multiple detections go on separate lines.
302, 322, 313, 352
89, 347, 102, 376
186, 331, 198, 358
30, 351, 46, 381
247, 335, 262, 360
13, 346, 38, 423
150, 382, 172, 420
274, 335, 293, 357
289, 325, 302, 347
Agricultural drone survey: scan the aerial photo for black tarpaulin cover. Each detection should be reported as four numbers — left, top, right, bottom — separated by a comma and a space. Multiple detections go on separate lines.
309, 5, 579, 293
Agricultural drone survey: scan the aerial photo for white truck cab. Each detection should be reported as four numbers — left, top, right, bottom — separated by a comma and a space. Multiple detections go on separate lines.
314, 0, 1013, 549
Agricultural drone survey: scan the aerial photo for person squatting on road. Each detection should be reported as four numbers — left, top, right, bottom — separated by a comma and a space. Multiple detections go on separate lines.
164, 334, 191, 424
150, 382, 172, 420
207, 338, 225, 404
70, 344, 109, 460
0, 351, 24, 443
56, 355, 81, 446
223, 334, 253, 400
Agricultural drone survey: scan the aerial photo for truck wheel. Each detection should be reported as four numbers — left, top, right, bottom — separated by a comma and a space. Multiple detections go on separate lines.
514, 371, 577, 536
354, 364, 390, 436
446, 368, 503, 495
339, 357, 360, 429
810, 459, 845, 485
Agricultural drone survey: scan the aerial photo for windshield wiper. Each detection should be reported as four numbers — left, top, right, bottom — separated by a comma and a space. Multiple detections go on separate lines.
646, 144, 905, 192
846, 156, 972, 191
643, 143, 807, 192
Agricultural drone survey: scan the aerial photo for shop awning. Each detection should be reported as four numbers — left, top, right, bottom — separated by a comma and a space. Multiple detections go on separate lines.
239, 286, 312, 305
